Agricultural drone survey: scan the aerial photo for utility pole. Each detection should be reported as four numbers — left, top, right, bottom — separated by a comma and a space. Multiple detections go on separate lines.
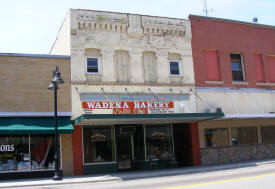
203, 0, 213, 16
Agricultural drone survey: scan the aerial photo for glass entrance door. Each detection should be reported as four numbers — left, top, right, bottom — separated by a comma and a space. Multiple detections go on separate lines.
116, 135, 132, 170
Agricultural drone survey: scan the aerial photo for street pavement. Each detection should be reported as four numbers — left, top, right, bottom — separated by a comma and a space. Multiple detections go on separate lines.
0, 158, 275, 188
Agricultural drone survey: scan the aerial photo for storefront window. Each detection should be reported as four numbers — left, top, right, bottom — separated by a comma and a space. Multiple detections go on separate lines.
145, 125, 174, 160
30, 135, 54, 170
83, 127, 114, 163
261, 126, 275, 143
0, 135, 56, 172
205, 128, 229, 147
0, 135, 29, 171
231, 127, 258, 145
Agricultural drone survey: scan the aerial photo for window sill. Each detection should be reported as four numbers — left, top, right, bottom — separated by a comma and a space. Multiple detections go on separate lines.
256, 82, 275, 86
232, 81, 248, 85
169, 74, 182, 77
85, 73, 101, 75
205, 81, 223, 85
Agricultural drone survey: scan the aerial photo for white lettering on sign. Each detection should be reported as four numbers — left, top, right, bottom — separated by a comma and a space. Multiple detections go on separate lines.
0, 144, 14, 152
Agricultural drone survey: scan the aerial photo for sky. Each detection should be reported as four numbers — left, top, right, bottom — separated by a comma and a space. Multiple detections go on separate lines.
0, 0, 274, 54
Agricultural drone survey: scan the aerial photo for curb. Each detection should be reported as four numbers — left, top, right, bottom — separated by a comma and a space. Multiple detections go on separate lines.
1, 159, 275, 188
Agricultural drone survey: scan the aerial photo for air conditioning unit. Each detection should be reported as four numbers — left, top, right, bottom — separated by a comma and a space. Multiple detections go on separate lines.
119, 126, 136, 135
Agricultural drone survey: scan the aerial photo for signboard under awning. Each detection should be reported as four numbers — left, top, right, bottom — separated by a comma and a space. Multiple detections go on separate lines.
82, 101, 176, 114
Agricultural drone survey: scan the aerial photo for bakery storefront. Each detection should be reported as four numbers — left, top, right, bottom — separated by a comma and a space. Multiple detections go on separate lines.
72, 94, 224, 175
0, 117, 73, 180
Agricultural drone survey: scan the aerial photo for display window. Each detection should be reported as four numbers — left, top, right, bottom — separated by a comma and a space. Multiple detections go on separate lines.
30, 135, 54, 170
83, 127, 115, 164
0, 135, 54, 172
145, 125, 174, 160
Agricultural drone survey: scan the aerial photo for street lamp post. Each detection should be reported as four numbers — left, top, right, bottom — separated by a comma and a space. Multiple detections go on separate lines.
48, 66, 64, 180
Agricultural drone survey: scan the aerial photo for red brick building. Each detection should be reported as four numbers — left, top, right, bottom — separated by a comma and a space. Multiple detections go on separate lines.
190, 15, 275, 89
189, 15, 275, 165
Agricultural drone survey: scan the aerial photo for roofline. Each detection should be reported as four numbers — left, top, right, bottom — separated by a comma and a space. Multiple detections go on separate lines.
71, 8, 188, 21
0, 52, 70, 59
49, 10, 71, 54
189, 14, 275, 29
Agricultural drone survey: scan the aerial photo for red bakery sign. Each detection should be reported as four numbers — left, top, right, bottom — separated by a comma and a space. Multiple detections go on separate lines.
82, 101, 174, 114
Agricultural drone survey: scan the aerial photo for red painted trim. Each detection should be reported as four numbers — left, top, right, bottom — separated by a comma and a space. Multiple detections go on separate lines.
72, 125, 83, 175
190, 123, 201, 166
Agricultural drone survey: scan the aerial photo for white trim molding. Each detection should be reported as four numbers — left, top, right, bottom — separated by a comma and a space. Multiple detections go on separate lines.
220, 113, 275, 119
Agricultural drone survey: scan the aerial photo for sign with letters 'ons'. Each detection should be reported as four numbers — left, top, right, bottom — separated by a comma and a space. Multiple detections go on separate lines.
0, 144, 15, 152
82, 101, 175, 114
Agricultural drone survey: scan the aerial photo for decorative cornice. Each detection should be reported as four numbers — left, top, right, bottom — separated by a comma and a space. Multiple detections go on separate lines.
71, 81, 194, 87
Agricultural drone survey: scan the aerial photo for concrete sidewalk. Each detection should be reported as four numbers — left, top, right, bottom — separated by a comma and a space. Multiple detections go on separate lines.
1, 158, 275, 188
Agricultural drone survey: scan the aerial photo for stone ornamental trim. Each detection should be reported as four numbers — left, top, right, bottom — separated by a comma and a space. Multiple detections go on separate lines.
77, 13, 187, 37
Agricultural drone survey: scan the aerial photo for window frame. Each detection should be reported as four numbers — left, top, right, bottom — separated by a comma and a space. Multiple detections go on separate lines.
0, 135, 55, 173
82, 126, 115, 165
231, 127, 258, 146
230, 52, 245, 82
169, 60, 181, 76
86, 57, 100, 75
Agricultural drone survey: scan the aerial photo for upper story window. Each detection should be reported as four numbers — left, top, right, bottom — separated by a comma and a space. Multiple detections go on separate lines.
230, 53, 245, 81
169, 61, 180, 76
204, 50, 220, 81
114, 50, 130, 82
86, 58, 99, 74
143, 51, 157, 83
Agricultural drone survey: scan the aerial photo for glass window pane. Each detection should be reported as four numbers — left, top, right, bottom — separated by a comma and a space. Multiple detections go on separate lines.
0, 135, 29, 172
231, 127, 258, 145
87, 58, 98, 73
170, 62, 180, 75
145, 125, 174, 160
230, 53, 244, 81
261, 126, 275, 143
205, 128, 228, 147
231, 62, 242, 71
30, 135, 54, 170
83, 127, 114, 163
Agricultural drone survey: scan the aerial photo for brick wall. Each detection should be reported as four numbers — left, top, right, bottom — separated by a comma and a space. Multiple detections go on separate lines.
0, 55, 71, 112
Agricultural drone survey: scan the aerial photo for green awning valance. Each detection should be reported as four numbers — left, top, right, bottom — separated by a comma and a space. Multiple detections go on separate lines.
73, 112, 225, 125
0, 117, 73, 134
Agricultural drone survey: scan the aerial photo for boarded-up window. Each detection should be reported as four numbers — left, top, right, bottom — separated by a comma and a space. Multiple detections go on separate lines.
204, 50, 220, 81
231, 127, 258, 145
115, 51, 130, 82
205, 128, 229, 147
254, 54, 264, 82
261, 126, 275, 143
143, 52, 157, 83
267, 56, 275, 83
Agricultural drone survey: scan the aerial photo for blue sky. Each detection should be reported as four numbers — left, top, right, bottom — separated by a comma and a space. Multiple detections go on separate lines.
0, 0, 274, 54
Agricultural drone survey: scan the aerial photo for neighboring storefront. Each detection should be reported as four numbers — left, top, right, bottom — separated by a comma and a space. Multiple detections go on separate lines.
0, 117, 73, 180
0, 53, 73, 179
72, 93, 224, 175
199, 117, 275, 165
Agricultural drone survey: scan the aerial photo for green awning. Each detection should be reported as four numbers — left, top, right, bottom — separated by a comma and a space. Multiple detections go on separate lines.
0, 117, 73, 134
73, 113, 225, 125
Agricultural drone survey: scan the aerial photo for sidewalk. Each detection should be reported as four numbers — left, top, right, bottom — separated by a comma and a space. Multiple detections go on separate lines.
1, 158, 275, 188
